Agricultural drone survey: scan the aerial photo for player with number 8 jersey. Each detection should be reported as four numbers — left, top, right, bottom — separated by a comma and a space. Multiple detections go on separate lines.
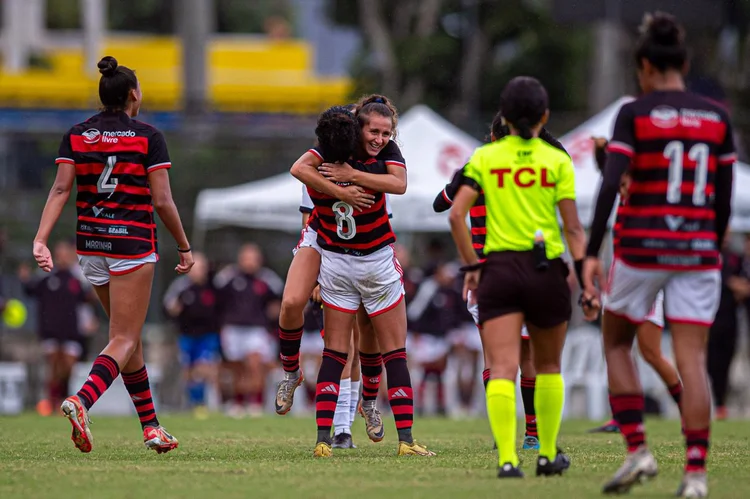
292, 98, 434, 459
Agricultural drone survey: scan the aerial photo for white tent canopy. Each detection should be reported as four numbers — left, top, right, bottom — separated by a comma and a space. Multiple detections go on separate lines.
561, 96, 750, 231
194, 104, 480, 233
195, 99, 750, 234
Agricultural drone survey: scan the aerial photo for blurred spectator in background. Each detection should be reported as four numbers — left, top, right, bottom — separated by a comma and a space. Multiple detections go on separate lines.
263, 16, 292, 40
214, 243, 282, 417
407, 261, 464, 416
164, 252, 220, 419
18, 240, 96, 415
708, 235, 746, 419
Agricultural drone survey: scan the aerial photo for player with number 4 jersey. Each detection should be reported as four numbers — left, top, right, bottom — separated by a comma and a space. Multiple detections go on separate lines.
34, 56, 192, 455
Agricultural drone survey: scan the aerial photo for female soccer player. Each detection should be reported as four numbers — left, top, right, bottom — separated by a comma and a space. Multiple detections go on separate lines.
274, 99, 402, 422
434, 112, 570, 450
587, 137, 684, 434
583, 13, 734, 497
33, 56, 193, 453
292, 101, 433, 458
449, 76, 592, 478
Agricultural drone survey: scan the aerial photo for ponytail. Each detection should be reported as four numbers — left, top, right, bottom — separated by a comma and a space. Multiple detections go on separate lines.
515, 118, 533, 140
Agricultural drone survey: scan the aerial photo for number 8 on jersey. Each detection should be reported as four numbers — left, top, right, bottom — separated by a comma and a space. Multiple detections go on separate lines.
332, 201, 357, 240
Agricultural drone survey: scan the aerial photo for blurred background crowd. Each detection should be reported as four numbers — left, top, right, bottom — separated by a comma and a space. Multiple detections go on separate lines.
1, 0, 750, 419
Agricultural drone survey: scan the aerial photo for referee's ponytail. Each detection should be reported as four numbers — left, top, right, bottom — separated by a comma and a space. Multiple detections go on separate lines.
499, 77, 549, 140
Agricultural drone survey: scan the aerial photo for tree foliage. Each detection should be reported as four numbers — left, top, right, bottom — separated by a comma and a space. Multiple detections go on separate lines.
329, 0, 589, 132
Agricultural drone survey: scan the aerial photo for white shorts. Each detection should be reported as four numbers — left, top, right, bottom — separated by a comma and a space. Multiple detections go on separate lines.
221, 325, 275, 362
447, 324, 484, 352
407, 333, 450, 364
78, 253, 158, 287
41, 339, 83, 358
644, 290, 665, 328
604, 258, 721, 326
466, 290, 529, 338
300, 331, 324, 355
318, 245, 405, 316
293, 226, 322, 255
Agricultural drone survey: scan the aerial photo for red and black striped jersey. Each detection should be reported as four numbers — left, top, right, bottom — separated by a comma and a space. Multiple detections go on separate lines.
607, 91, 736, 270
56, 111, 171, 259
299, 141, 402, 236
433, 128, 568, 262
305, 143, 405, 255
434, 167, 487, 261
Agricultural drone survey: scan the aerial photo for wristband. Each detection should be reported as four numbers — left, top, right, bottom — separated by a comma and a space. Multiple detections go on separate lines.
574, 259, 584, 289
177, 246, 192, 253
460, 263, 482, 272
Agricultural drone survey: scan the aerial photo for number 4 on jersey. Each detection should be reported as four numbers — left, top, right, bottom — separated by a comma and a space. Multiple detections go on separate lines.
97, 155, 119, 194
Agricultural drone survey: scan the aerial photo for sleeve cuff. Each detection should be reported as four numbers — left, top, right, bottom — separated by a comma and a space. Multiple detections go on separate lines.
147, 162, 171, 172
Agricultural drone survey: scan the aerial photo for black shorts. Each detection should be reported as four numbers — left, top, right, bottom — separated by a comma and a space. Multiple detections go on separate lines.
476, 251, 571, 328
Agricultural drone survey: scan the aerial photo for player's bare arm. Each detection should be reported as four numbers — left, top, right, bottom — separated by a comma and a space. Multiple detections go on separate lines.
291, 151, 374, 211
33, 162, 76, 272
319, 162, 407, 195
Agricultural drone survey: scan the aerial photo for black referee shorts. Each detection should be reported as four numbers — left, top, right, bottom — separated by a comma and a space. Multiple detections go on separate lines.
476, 251, 571, 328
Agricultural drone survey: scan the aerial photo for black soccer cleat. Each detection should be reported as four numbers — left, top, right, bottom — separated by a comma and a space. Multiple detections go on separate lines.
536, 449, 571, 477
332, 432, 356, 449
497, 462, 525, 478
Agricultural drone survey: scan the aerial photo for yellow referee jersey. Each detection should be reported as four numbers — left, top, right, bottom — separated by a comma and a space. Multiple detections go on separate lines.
463, 135, 576, 259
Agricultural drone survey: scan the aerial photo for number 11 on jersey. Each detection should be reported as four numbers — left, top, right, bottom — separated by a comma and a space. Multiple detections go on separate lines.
664, 141, 709, 206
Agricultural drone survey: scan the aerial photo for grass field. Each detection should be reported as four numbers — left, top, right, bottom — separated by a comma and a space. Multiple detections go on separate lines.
1, 414, 749, 499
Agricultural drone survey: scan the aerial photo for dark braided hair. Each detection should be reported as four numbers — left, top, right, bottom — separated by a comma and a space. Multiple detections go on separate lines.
314, 106, 360, 163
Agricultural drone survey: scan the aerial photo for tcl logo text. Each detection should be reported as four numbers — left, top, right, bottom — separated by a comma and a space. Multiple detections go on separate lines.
491, 168, 556, 188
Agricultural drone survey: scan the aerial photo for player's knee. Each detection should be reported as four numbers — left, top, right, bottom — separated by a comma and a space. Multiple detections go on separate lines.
485, 357, 517, 381
109, 333, 138, 359
639, 343, 662, 366
280, 293, 307, 321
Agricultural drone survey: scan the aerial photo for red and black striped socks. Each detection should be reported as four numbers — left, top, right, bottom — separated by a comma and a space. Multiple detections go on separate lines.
360, 352, 382, 401
685, 428, 709, 474
383, 348, 414, 443
122, 365, 160, 429
610, 393, 646, 452
76, 354, 119, 410
520, 376, 538, 438
482, 368, 490, 390
315, 348, 348, 443
279, 325, 303, 374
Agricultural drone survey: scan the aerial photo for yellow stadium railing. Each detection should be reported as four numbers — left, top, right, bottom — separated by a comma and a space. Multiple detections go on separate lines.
0, 36, 351, 113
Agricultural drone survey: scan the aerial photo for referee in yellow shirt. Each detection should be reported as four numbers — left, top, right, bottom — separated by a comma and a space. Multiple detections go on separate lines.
449, 76, 596, 478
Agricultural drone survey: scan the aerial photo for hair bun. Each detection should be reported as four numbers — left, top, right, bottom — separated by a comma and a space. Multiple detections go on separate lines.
644, 12, 681, 46
97, 56, 118, 77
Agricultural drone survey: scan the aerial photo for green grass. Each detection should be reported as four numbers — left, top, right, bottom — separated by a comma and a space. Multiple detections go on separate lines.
1, 414, 749, 498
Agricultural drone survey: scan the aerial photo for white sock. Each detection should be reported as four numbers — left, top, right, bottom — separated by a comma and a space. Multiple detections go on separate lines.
333, 378, 352, 436
349, 380, 361, 426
